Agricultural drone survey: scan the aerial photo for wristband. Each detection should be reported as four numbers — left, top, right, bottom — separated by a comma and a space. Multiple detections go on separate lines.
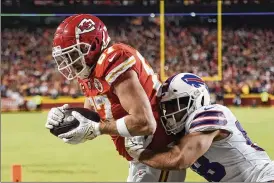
93, 122, 101, 136
116, 117, 132, 137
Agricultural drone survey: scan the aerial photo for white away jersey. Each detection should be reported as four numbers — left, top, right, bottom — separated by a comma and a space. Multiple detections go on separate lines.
185, 104, 274, 182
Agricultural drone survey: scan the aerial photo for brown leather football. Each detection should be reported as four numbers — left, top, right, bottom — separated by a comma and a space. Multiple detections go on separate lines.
50, 108, 101, 136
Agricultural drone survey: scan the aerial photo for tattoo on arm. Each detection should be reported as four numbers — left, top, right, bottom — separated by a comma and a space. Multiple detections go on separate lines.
99, 114, 153, 136
99, 120, 119, 135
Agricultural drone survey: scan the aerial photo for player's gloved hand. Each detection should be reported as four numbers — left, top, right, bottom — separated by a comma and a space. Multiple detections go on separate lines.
45, 104, 69, 129
57, 111, 101, 144
125, 136, 152, 160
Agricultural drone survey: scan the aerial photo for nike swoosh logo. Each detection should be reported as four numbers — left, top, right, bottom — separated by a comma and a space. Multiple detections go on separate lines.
204, 106, 214, 110
108, 53, 117, 62
86, 131, 94, 139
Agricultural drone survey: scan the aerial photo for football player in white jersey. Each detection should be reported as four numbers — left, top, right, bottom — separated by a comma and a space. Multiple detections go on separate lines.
126, 73, 274, 182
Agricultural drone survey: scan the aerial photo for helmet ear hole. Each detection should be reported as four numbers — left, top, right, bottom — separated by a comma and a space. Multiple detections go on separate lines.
201, 96, 204, 106
189, 99, 194, 108
90, 42, 97, 51
80, 44, 89, 54
95, 37, 100, 44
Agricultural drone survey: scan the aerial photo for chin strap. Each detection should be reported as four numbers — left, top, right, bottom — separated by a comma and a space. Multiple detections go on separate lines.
77, 65, 92, 79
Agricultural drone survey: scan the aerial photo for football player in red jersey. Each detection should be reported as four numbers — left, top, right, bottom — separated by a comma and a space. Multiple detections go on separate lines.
45, 14, 186, 181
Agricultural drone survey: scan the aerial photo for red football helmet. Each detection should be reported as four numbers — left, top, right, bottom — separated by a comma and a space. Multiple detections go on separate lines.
52, 14, 111, 80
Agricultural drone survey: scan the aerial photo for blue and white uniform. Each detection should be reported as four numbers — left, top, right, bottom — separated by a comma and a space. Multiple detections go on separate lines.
185, 104, 274, 182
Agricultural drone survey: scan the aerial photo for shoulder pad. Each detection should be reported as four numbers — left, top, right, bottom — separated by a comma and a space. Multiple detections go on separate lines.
94, 46, 136, 85
186, 104, 231, 133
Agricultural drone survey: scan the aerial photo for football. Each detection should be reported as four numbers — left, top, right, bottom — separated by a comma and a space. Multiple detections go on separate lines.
50, 107, 101, 137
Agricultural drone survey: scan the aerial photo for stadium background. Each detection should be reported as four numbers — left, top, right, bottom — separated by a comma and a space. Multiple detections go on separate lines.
1, 0, 274, 182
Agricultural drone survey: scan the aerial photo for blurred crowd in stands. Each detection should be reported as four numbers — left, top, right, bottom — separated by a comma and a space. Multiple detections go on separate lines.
2, 0, 270, 6
1, 16, 274, 101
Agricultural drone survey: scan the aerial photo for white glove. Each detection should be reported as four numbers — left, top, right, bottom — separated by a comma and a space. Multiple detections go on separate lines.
125, 135, 152, 160
57, 111, 101, 144
45, 104, 69, 129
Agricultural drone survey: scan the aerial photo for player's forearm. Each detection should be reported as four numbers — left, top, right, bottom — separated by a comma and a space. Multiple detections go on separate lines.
138, 132, 218, 170
138, 147, 187, 170
99, 120, 118, 135
99, 115, 156, 136
143, 131, 219, 170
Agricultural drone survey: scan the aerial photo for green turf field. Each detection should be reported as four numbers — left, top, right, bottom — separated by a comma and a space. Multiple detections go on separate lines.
1, 107, 274, 182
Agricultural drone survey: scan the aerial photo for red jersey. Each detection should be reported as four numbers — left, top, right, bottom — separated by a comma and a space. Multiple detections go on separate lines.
78, 43, 177, 161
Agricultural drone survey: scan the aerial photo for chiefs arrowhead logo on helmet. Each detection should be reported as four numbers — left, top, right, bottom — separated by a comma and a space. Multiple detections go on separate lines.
77, 18, 96, 34
52, 14, 111, 80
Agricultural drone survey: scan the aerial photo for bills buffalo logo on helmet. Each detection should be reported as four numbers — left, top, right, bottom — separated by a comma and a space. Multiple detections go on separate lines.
77, 18, 96, 34
181, 74, 205, 88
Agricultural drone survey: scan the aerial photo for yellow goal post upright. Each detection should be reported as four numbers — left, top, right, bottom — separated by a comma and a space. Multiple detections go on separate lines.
159, 0, 167, 82
159, 0, 223, 82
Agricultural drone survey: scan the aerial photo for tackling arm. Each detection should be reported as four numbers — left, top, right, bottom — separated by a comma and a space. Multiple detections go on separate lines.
98, 70, 157, 136
137, 130, 220, 170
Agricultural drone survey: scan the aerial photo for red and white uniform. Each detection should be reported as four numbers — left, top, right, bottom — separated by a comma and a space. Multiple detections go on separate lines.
78, 43, 186, 181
